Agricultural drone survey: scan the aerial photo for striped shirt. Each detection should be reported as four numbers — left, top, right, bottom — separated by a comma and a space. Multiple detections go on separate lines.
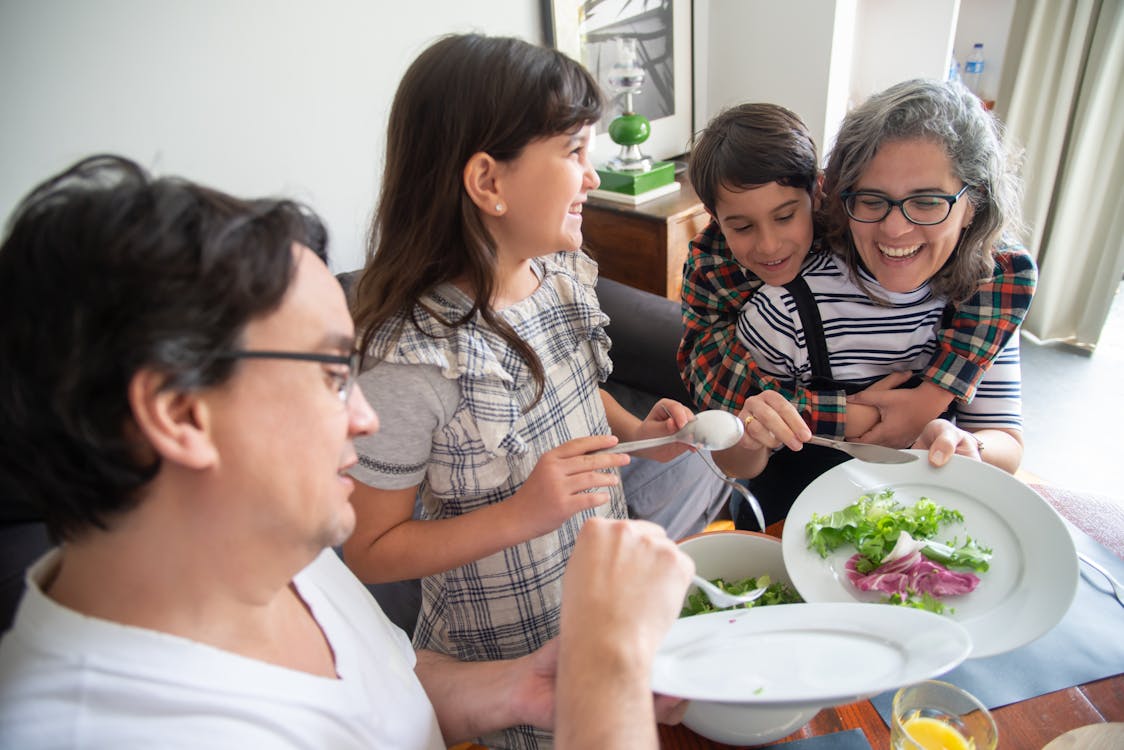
677, 219, 1037, 437
736, 252, 1022, 431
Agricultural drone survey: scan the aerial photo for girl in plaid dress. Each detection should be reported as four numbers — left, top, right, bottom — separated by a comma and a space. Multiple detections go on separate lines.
341, 34, 699, 750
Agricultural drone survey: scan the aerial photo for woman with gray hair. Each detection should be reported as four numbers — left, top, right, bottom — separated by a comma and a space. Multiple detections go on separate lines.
720, 79, 1036, 516
822, 78, 1026, 304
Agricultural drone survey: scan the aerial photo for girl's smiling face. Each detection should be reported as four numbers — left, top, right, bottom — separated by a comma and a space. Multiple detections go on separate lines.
492, 124, 600, 259
847, 138, 974, 293
713, 181, 817, 286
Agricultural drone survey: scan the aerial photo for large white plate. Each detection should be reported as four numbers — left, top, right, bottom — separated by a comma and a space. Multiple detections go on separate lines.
781, 451, 1079, 659
652, 602, 971, 706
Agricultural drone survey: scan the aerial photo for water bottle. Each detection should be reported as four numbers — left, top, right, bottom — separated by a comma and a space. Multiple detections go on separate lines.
948, 54, 961, 84
964, 43, 985, 97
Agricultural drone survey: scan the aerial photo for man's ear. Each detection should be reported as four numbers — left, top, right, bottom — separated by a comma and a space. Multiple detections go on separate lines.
462, 151, 507, 216
128, 369, 217, 470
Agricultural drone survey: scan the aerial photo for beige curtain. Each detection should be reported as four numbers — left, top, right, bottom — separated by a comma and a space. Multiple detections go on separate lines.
997, 0, 1124, 350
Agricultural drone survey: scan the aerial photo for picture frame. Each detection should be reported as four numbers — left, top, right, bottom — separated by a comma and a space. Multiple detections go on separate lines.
543, 0, 693, 163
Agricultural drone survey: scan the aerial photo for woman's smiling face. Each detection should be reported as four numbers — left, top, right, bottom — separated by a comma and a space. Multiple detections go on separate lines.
847, 138, 974, 293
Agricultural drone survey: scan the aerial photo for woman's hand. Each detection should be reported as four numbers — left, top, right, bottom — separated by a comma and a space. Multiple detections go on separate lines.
911, 418, 983, 467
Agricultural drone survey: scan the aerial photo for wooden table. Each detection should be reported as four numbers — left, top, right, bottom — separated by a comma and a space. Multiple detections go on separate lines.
659, 506, 1124, 749
582, 172, 709, 301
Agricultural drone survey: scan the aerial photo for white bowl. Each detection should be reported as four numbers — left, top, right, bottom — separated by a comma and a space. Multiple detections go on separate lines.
679, 528, 794, 592
676, 530, 814, 745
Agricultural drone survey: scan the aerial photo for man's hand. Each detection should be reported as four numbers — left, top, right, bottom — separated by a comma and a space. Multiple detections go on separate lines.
555, 518, 694, 747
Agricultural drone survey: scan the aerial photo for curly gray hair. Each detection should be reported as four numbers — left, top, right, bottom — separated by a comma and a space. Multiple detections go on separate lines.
821, 78, 1024, 302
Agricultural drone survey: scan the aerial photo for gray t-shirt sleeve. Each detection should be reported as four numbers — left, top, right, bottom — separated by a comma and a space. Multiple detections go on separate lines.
349, 362, 460, 490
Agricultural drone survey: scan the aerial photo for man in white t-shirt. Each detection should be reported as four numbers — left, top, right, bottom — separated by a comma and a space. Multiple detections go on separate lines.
0, 155, 693, 749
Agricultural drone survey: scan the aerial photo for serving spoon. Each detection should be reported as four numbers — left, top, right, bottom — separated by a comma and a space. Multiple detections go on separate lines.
691, 575, 768, 609
596, 410, 745, 454
598, 409, 766, 531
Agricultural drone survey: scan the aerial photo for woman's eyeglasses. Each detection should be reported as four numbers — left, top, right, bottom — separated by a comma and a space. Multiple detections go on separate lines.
841, 184, 970, 226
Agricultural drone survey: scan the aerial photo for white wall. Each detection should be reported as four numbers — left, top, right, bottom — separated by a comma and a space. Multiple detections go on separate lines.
952, 0, 1016, 104
694, 0, 965, 161
694, 0, 842, 159
0, 0, 541, 273
849, 0, 960, 110
0, 0, 1017, 275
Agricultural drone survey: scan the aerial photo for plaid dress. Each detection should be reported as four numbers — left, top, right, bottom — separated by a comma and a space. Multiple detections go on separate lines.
354, 251, 626, 750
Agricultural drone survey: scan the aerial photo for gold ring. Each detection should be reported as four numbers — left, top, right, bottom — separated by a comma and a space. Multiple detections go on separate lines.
743, 414, 755, 429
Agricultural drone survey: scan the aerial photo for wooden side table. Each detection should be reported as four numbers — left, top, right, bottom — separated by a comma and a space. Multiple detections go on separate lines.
581, 173, 710, 301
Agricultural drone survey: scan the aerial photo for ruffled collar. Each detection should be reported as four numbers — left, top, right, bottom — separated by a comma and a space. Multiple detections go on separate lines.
367, 252, 612, 455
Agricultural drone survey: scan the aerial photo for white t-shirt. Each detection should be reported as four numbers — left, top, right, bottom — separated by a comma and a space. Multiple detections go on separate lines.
0, 549, 445, 749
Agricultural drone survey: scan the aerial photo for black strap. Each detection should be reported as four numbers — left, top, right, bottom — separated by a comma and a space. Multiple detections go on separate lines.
783, 274, 833, 379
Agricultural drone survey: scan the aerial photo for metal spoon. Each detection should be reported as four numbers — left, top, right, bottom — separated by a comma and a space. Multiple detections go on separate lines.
597, 410, 744, 454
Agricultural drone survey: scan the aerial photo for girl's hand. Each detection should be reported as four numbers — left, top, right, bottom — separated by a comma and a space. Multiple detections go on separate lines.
507, 434, 630, 538
912, 418, 983, 467
628, 399, 696, 462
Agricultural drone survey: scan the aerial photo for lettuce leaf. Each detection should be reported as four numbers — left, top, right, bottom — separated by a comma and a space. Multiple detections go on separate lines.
805, 489, 972, 571
680, 575, 803, 617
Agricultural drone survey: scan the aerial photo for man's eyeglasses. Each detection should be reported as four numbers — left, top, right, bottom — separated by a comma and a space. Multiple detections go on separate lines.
218, 350, 360, 404
841, 184, 970, 226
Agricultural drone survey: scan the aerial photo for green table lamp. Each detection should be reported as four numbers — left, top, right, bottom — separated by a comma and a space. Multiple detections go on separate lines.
594, 37, 678, 204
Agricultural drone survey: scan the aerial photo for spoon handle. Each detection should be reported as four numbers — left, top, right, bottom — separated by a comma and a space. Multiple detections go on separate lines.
594, 434, 684, 454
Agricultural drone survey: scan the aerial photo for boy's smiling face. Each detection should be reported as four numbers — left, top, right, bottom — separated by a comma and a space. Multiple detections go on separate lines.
712, 181, 817, 286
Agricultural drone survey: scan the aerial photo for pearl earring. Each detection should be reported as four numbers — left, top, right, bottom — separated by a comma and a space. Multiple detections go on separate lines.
495, 203, 504, 214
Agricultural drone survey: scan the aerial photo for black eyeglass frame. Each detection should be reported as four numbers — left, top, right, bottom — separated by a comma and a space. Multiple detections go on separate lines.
217, 349, 360, 403
840, 184, 971, 226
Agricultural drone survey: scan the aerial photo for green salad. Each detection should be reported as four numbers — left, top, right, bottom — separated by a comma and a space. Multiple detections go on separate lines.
680, 574, 803, 617
804, 489, 992, 573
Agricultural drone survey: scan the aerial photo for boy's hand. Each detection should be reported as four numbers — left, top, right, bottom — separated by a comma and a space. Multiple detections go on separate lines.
850, 377, 953, 447
713, 390, 808, 480
739, 390, 810, 452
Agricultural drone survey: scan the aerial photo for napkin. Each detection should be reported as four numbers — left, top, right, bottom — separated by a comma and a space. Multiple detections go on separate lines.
774, 729, 872, 749
871, 523, 1124, 723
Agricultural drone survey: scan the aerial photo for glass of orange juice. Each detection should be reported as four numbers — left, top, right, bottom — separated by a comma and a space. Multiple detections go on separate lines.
891, 680, 998, 750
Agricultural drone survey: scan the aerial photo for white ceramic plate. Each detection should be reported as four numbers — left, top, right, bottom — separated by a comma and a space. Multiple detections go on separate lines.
781, 451, 1079, 659
652, 602, 971, 706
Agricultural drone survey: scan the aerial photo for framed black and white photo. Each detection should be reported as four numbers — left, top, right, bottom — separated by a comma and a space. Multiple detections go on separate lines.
544, 0, 693, 162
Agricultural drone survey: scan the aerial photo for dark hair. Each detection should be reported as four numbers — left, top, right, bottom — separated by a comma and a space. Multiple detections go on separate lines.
0, 154, 328, 540
353, 33, 603, 402
822, 78, 1024, 303
688, 102, 820, 215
